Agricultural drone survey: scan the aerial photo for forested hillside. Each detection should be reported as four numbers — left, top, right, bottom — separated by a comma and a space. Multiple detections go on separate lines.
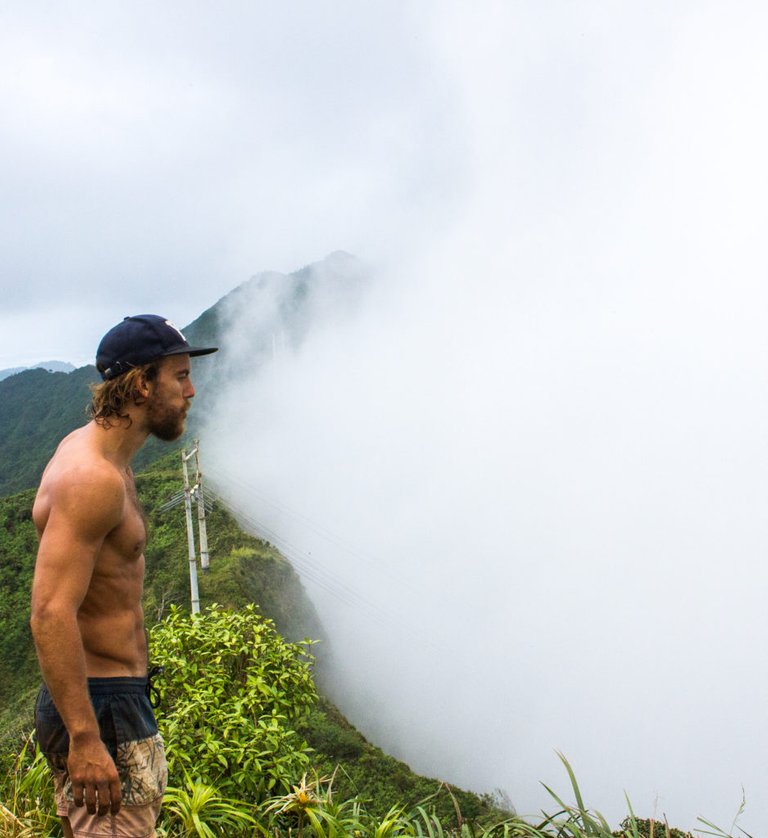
0, 366, 100, 496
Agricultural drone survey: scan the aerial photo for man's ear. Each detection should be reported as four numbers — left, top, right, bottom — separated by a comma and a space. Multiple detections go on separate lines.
136, 372, 153, 399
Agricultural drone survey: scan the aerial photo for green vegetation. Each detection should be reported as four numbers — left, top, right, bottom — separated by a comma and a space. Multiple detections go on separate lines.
150, 604, 316, 802
0, 367, 100, 496
298, 699, 492, 825
0, 738, 742, 837
0, 488, 38, 706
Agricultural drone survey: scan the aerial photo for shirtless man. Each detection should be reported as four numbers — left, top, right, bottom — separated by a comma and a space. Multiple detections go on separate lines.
30, 314, 217, 838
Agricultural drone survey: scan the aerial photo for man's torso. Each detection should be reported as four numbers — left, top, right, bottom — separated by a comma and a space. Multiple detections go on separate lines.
32, 427, 149, 676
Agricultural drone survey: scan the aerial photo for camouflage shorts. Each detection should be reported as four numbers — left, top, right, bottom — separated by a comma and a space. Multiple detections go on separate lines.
45, 732, 167, 808
35, 678, 168, 836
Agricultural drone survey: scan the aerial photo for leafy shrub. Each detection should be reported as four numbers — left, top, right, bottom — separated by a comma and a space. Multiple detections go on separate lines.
149, 603, 317, 803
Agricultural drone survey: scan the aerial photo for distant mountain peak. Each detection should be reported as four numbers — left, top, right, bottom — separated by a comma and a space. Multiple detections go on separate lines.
32, 360, 76, 373
0, 360, 75, 382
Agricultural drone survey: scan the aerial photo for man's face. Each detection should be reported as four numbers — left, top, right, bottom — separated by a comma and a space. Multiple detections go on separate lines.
145, 354, 195, 441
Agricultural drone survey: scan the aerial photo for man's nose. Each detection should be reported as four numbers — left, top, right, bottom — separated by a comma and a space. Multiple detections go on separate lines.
184, 381, 195, 399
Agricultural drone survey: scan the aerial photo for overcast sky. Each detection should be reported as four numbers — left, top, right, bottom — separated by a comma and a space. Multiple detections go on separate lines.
6, 1, 768, 832
0, 1, 459, 367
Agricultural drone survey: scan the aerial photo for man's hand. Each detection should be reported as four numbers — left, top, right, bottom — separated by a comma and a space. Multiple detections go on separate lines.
68, 733, 122, 816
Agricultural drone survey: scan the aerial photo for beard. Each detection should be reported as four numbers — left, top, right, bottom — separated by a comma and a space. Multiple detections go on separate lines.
146, 394, 188, 441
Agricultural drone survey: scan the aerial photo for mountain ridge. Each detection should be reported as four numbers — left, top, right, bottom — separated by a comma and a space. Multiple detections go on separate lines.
0, 252, 369, 494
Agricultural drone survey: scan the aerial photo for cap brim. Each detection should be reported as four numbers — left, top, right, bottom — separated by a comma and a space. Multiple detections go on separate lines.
188, 346, 218, 357
163, 345, 218, 358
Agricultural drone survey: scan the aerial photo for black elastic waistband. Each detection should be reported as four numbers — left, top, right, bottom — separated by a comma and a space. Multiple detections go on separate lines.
86, 677, 149, 696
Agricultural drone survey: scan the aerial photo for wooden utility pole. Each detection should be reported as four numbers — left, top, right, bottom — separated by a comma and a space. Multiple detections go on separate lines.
193, 441, 210, 571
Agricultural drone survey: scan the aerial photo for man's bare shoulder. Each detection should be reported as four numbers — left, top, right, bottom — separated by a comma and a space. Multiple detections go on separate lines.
35, 427, 126, 535
41, 427, 123, 489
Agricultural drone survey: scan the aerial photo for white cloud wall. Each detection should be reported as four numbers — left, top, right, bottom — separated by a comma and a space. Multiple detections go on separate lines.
203, 4, 768, 832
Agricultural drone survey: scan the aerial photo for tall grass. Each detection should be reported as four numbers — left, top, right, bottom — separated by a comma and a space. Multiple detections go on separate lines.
0, 742, 753, 838
0, 736, 62, 836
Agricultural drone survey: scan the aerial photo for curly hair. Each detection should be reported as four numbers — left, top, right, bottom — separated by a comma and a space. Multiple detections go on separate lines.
88, 362, 159, 427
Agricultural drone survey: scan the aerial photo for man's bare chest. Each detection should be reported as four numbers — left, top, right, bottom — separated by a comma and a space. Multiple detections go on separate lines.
104, 480, 147, 562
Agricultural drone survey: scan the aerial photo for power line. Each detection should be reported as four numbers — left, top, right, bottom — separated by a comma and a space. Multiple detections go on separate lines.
202, 471, 440, 650
205, 480, 381, 614
162, 456, 439, 650
204, 465, 422, 596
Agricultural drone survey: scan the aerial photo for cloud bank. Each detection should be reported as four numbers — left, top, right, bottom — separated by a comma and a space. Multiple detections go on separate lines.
202, 4, 768, 832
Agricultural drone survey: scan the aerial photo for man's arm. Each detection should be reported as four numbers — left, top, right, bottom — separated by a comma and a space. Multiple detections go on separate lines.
30, 465, 125, 817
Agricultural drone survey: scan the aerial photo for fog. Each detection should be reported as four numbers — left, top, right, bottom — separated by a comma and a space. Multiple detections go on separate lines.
197, 4, 768, 832
204, 251, 768, 829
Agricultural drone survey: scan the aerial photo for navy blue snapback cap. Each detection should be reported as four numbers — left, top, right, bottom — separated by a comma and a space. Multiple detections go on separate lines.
96, 314, 218, 381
